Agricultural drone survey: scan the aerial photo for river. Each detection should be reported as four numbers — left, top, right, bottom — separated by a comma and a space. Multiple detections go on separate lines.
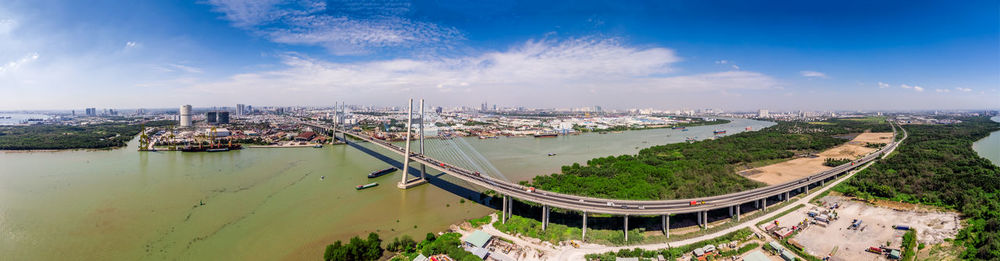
972, 115, 1000, 165
0, 118, 773, 260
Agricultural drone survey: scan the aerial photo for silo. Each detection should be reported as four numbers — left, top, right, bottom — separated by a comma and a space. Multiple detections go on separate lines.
180, 105, 192, 127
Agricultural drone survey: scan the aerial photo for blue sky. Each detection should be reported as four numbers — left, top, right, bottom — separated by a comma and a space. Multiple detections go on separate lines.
0, 0, 997, 111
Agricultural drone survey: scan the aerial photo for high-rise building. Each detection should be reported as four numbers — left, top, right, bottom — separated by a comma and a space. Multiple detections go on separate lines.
758, 109, 769, 118
206, 112, 218, 124
180, 105, 193, 127
217, 111, 230, 124
85, 108, 96, 116
435, 106, 443, 113
236, 104, 246, 116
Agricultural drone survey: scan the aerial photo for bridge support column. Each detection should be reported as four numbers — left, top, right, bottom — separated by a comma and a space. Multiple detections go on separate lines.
502, 195, 508, 224
821, 180, 825, 186
702, 210, 708, 229
735, 204, 741, 221
785, 192, 790, 202
697, 211, 702, 228
755, 200, 759, 209
541, 205, 549, 231
663, 214, 670, 238
805, 185, 809, 194
582, 212, 588, 241
763, 198, 768, 211
729, 206, 733, 217
623, 215, 629, 242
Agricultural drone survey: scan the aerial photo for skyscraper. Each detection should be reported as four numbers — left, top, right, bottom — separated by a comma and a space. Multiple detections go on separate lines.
237, 104, 245, 115
180, 105, 193, 127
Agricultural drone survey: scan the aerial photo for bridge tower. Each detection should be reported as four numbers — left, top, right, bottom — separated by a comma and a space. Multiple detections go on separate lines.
419, 99, 426, 180
398, 98, 428, 189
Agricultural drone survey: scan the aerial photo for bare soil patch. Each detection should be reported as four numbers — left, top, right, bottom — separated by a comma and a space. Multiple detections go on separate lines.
745, 132, 891, 185
793, 196, 960, 261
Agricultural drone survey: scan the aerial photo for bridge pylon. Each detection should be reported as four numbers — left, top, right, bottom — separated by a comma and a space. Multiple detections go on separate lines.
398, 98, 427, 189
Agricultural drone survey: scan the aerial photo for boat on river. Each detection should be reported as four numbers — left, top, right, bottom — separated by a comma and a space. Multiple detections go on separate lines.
356, 182, 379, 190
367, 167, 397, 178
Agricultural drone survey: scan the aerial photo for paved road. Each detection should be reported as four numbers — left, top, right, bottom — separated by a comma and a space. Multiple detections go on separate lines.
547, 122, 908, 259
305, 121, 901, 216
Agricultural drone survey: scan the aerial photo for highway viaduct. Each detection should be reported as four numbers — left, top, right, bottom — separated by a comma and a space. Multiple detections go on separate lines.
306, 101, 906, 242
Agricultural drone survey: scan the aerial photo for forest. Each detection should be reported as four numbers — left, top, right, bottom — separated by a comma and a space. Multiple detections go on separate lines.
526, 117, 893, 200
835, 116, 1000, 260
0, 120, 174, 150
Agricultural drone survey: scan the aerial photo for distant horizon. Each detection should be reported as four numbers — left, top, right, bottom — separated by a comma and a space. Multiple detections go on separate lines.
1, 105, 997, 115
1, 1, 998, 111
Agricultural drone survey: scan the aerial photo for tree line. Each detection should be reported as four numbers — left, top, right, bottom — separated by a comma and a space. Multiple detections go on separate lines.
0, 120, 174, 150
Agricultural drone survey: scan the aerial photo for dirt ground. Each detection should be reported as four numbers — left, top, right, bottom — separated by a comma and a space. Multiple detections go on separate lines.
792, 196, 960, 261
745, 132, 891, 185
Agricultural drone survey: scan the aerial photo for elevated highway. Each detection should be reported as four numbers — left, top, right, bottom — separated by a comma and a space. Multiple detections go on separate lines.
305, 120, 905, 241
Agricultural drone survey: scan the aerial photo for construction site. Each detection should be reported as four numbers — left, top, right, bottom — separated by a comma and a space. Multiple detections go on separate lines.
759, 195, 960, 260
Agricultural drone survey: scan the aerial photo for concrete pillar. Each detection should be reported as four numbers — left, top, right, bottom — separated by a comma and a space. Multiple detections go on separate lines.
821, 180, 825, 186
763, 198, 768, 211
805, 184, 810, 194
663, 214, 670, 238
702, 210, 708, 229
542, 205, 549, 231
419, 99, 426, 180
582, 212, 588, 241
697, 211, 702, 227
398, 99, 413, 187
735, 204, 741, 221
785, 191, 790, 202
624, 215, 629, 242
755, 200, 760, 209
729, 206, 733, 217
502, 195, 508, 224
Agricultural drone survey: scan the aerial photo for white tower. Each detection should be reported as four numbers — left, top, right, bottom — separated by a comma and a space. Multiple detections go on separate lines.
180, 105, 193, 127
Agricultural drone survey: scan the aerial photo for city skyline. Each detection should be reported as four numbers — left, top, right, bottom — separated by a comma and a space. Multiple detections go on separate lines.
1, 0, 998, 111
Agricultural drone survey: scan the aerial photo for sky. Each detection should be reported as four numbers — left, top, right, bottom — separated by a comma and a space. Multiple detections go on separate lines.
0, 0, 998, 111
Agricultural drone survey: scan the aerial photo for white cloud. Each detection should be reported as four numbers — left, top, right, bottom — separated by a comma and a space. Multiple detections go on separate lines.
935, 89, 949, 93
715, 60, 729, 64
800, 70, 828, 78
125, 41, 137, 48
183, 38, 778, 106
0, 18, 15, 35
167, 63, 202, 74
900, 84, 912, 89
0, 52, 39, 73
914, 86, 924, 92
206, 0, 461, 55
878, 82, 890, 88
955, 87, 972, 92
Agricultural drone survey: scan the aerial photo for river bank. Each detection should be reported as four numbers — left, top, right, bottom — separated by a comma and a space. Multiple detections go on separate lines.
972, 115, 1000, 164
0, 118, 772, 260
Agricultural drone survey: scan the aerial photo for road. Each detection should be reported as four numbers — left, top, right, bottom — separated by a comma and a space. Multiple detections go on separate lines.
302, 121, 902, 216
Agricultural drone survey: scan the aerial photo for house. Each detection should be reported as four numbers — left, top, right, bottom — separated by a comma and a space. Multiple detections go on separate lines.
295, 131, 317, 141
462, 230, 492, 249
413, 254, 429, 261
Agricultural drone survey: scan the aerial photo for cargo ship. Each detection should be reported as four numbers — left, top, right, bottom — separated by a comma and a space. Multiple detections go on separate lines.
713, 130, 727, 135
367, 167, 397, 178
533, 133, 558, 138
356, 182, 378, 190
